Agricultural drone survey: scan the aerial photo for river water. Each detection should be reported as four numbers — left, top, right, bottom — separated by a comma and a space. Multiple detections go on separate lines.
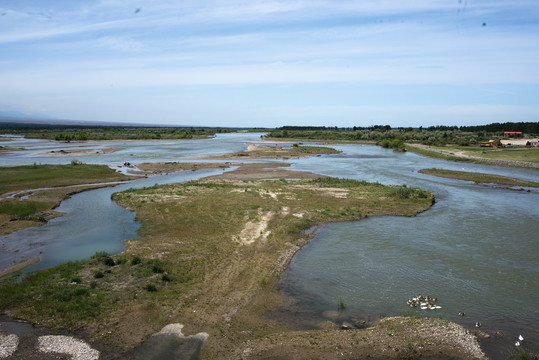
1, 133, 538, 358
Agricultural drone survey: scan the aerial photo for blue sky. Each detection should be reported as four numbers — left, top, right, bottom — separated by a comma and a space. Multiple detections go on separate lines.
1, 0, 538, 128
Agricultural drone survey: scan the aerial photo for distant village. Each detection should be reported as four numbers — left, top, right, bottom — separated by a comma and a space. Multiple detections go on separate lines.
480, 132, 539, 148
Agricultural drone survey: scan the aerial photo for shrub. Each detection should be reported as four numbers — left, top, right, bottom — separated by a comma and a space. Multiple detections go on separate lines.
144, 284, 157, 292
390, 186, 413, 199
146, 258, 166, 274
93, 271, 104, 279
131, 256, 142, 265
102, 257, 115, 266
91, 251, 110, 259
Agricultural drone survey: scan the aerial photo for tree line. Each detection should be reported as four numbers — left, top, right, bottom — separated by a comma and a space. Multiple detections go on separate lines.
266, 122, 538, 147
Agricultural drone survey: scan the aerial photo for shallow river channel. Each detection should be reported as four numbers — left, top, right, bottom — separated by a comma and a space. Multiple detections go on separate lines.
1, 133, 538, 358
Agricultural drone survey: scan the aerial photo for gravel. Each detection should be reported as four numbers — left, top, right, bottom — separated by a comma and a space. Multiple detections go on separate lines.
38, 335, 100, 360
0, 334, 19, 358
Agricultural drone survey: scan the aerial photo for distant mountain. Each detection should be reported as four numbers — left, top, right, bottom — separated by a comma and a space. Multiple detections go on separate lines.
0, 114, 187, 128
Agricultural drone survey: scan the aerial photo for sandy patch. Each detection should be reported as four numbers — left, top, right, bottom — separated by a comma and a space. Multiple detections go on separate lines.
292, 184, 349, 198
0, 257, 40, 278
238, 211, 273, 245
206, 162, 327, 181
28, 147, 122, 157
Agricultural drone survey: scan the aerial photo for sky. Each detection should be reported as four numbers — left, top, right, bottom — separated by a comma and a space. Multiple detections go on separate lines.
1, 0, 538, 128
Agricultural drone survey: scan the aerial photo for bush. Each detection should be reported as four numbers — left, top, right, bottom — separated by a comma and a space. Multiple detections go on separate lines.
390, 186, 413, 199
93, 271, 104, 279
144, 284, 157, 292
91, 251, 110, 259
147, 258, 166, 274
130, 256, 142, 265
102, 257, 115, 266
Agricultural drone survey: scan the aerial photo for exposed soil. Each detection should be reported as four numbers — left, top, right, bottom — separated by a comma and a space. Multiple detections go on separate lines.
28, 147, 122, 157
183, 143, 340, 160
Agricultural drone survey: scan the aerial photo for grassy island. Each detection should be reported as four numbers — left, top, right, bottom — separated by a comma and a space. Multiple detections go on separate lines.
0, 163, 136, 237
0, 174, 466, 359
419, 168, 539, 188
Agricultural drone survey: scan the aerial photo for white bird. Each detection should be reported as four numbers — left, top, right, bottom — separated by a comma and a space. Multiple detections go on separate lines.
519, 335, 524, 341
515, 341, 520, 347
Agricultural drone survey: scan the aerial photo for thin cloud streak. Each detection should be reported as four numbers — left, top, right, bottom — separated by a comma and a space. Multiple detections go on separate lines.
0, 0, 538, 126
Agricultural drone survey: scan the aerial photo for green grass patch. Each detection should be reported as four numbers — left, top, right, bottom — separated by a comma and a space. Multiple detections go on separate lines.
0, 200, 54, 219
0, 163, 134, 195
405, 145, 476, 163
419, 168, 539, 188
407, 145, 539, 167
1, 177, 434, 340
288, 145, 341, 155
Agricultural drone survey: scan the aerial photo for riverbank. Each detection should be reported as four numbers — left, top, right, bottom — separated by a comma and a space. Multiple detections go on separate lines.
0, 164, 138, 274
0, 165, 494, 359
28, 147, 122, 157
419, 168, 539, 189
406, 144, 539, 169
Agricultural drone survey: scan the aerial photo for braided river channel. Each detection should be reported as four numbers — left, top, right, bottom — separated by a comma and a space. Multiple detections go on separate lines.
1, 132, 538, 358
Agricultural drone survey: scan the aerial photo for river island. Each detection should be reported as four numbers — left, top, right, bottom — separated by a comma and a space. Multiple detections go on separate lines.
0, 144, 498, 359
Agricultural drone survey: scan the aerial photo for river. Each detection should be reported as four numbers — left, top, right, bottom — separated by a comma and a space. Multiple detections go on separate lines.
1, 133, 538, 358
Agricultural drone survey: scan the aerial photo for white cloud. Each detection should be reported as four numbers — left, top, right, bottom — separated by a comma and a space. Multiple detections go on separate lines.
1, 0, 538, 126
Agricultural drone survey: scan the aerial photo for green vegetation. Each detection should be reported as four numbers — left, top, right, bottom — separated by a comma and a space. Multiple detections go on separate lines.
0, 252, 180, 328
0, 163, 133, 195
0, 163, 136, 237
409, 145, 539, 163
0, 200, 54, 219
405, 145, 476, 162
223, 144, 341, 159
378, 138, 405, 151
419, 168, 539, 188
0, 177, 433, 354
288, 144, 340, 155
0, 123, 238, 141
265, 122, 538, 146
507, 348, 534, 360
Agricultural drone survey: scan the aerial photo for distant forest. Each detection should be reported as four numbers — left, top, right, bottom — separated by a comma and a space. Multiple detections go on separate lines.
1, 121, 537, 146
0, 123, 239, 141
279, 122, 539, 133
459, 122, 539, 133
266, 122, 539, 147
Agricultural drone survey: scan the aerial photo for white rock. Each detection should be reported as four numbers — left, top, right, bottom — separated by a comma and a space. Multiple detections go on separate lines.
0, 334, 19, 358
38, 335, 99, 360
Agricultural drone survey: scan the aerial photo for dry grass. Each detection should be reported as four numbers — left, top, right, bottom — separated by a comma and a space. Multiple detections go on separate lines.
0, 176, 450, 359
